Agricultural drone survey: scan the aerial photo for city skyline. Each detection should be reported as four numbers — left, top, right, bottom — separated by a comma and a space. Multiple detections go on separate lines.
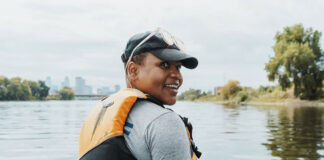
45, 75, 121, 95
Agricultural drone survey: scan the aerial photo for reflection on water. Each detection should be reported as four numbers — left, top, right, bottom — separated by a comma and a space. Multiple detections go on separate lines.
0, 101, 324, 159
0, 100, 98, 160
263, 106, 324, 159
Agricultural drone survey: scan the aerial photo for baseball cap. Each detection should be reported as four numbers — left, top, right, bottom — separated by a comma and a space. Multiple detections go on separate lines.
121, 29, 198, 69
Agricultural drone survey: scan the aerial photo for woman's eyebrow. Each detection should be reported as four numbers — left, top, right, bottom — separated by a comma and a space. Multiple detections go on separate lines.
173, 61, 182, 65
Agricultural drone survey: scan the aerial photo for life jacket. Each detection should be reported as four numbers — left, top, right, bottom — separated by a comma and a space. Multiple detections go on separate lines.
79, 88, 201, 160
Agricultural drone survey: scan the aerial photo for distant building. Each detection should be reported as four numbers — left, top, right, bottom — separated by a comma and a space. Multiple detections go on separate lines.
97, 87, 110, 95
51, 85, 59, 94
114, 85, 120, 93
45, 76, 52, 87
74, 77, 93, 95
85, 85, 93, 95
75, 77, 92, 95
45, 76, 58, 95
75, 77, 85, 95
97, 85, 121, 95
61, 76, 70, 89
214, 86, 222, 95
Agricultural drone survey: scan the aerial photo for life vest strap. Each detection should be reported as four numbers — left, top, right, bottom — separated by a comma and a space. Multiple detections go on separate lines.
180, 116, 202, 159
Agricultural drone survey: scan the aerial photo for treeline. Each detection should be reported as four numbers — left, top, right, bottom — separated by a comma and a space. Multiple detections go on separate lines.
47, 87, 75, 100
0, 76, 75, 100
177, 80, 323, 103
0, 76, 49, 100
177, 80, 251, 103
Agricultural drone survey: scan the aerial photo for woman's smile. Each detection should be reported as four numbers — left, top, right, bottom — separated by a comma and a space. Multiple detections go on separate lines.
132, 52, 183, 105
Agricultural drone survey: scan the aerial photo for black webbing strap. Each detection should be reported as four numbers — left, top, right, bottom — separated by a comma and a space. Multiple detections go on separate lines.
144, 94, 165, 108
179, 116, 202, 158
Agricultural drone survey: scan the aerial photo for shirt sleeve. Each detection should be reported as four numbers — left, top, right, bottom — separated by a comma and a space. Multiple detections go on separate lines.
144, 112, 192, 160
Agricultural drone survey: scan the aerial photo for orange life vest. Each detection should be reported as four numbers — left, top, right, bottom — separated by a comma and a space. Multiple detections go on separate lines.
79, 88, 201, 160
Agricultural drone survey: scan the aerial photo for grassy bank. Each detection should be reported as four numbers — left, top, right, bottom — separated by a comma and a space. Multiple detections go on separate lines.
177, 85, 324, 106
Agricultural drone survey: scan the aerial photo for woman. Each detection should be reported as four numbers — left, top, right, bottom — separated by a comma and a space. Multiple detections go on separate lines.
79, 28, 201, 160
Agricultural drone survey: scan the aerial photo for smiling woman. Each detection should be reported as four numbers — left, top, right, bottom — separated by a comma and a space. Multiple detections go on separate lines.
78, 28, 201, 160
129, 52, 183, 105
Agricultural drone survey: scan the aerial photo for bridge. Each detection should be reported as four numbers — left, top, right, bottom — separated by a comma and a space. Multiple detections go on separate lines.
75, 94, 108, 100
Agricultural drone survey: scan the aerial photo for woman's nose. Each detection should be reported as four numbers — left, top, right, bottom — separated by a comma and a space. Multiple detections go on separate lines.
170, 66, 182, 79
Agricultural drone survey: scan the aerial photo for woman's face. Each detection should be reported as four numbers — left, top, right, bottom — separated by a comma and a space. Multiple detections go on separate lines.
131, 52, 183, 105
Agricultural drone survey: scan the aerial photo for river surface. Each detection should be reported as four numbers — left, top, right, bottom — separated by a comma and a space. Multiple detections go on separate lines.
0, 100, 324, 160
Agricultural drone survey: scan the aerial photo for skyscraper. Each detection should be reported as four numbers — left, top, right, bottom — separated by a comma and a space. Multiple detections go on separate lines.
45, 76, 52, 87
75, 76, 92, 95
114, 85, 120, 92
97, 87, 110, 95
61, 76, 70, 88
45, 76, 58, 95
75, 77, 85, 95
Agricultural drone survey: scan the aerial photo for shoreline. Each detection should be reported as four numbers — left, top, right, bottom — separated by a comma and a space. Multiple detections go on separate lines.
242, 101, 324, 107
2, 99, 324, 107
211, 101, 324, 107
180, 99, 324, 107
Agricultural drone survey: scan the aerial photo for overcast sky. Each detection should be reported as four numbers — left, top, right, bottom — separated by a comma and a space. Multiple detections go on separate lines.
1, 0, 324, 93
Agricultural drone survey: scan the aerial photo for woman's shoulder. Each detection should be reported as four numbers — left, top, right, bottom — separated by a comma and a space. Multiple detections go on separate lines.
131, 100, 175, 119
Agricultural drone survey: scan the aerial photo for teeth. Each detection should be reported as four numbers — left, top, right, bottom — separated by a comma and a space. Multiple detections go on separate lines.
165, 84, 178, 89
175, 80, 180, 85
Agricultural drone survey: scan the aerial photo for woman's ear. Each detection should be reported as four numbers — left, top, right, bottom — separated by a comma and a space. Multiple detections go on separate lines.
127, 62, 139, 80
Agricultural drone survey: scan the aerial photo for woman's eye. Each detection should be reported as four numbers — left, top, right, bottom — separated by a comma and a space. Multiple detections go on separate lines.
160, 62, 169, 69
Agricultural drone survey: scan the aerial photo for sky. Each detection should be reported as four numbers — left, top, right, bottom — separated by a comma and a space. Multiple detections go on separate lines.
1, 0, 324, 93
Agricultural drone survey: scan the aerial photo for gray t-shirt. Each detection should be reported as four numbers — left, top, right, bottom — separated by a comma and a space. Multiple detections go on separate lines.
123, 100, 191, 160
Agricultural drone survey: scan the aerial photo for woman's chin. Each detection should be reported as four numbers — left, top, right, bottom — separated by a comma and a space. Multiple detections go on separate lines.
164, 98, 176, 105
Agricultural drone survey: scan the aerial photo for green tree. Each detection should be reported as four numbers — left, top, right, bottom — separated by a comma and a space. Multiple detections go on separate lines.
26, 80, 40, 99
7, 77, 32, 100
0, 85, 8, 100
58, 87, 75, 100
177, 89, 202, 101
21, 80, 32, 100
0, 76, 9, 100
265, 24, 324, 100
0, 76, 10, 86
38, 80, 49, 100
0, 76, 50, 100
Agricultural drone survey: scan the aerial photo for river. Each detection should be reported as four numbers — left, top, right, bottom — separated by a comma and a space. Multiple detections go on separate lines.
0, 100, 324, 160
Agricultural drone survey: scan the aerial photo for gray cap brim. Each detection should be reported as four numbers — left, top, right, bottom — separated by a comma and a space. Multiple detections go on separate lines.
150, 48, 198, 69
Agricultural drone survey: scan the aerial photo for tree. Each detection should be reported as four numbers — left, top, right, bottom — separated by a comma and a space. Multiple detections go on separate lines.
7, 77, 31, 100
0, 76, 50, 100
38, 80, 49, 100
0, 76, 9, 100
177, 89, 202, 101
265, 24, 324, 100
58, 87, 75, 100
221, 80, 241, 100
21, 80, 32, 100
26, 80, 40, 99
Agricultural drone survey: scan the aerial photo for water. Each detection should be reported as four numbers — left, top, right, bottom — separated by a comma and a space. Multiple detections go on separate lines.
0, 101, 324, 160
